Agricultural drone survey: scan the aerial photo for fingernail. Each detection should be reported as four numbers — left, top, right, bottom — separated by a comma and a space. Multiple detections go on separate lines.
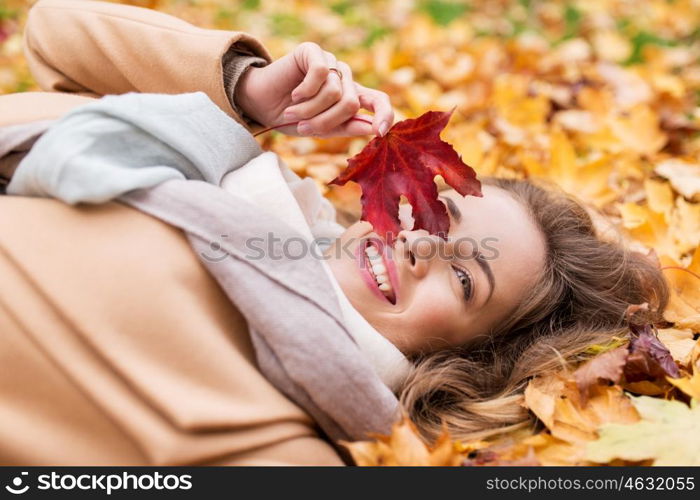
291, 91, 302, 102
284, 111, 296, 121
378, 121, 390, 137
298, 122, 312, 135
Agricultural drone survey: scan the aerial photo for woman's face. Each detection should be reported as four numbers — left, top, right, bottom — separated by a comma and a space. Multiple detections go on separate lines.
324, 185, 547, 355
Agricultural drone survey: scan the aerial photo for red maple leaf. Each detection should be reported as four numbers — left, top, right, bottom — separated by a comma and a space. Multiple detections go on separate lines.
328, 109, 482, 244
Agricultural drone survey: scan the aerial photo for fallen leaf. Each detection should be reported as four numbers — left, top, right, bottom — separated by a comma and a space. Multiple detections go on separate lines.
586, 396, 700, 466
657, 328, 697, 366
521, 432, 589, 466
670, 197, 700, 256
622, 380, 670, 396
624, 322, 681, 381
644, 178, 674, 217
341, 416, 464, 466
618, 202, 678, 259
608, 105, 667, 156
573, 346, 629, 403
660, 248, 700, 329
655, 159, 700, 202
524, 372, 639, 444
668, 369, 700, 402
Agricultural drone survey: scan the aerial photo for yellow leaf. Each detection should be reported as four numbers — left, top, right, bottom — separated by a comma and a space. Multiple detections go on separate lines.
343, 440, 398, 466
524, 372, 639, 444
668, 369, 700, 402
525, 129, 616, 207
522, 432, 590, 466
657, 328, 697, 366
587, 396, 700, 466
644, 178, 674, 217
387, 417, 432, 465
493, 74, 549, 132
618, 202, 678, 259
676, 315, 700, 332
661, 248, 700, 328
655, 159, 700, 202
591, 30, 631, 63
608, 105, 667, 156
670, 197, 700, 255
550, 127, 577, 187
342, 416, 463, 466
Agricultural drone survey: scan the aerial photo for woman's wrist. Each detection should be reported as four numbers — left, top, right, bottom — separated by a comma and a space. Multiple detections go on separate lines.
222, 47, 268, 124
233, 65, 265, 126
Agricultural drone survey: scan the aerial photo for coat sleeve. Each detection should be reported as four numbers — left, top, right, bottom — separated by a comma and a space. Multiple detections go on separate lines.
22, 0, 273, 129
0, 196, 345, 466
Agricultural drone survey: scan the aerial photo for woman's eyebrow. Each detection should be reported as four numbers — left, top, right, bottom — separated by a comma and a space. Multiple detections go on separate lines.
440, 194, 496, 303
439, 195, 462, 223
476, 253, 496, 303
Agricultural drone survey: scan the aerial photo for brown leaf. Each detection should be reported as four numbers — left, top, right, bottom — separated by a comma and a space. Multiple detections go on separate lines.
625, 323, 681, 381
573, 346, 629, 404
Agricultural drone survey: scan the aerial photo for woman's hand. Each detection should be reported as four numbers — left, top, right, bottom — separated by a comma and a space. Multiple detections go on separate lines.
234, 42, 394, 138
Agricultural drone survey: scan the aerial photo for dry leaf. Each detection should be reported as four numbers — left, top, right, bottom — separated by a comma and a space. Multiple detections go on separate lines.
586, 396, 700, 466
657, 328, 697, 366
661, 248, 700, 328
655, 159, 700, 201
341, 416, 463, 466
524, 371, 639, 444
624, 322, 680, 381
573, 346, 629, 403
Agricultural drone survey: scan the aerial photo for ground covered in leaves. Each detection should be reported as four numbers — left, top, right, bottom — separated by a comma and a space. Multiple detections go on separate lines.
2, 0, 699, 466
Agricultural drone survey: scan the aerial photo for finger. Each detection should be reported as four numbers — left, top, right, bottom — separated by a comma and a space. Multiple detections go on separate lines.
357, 85, 395, 136
299, 62, 360, 136
291, 62, 361, 135
283, 55, 345, 125
283, 76, 344, 124
291, 42, 331, 103
320, 113, 376, 137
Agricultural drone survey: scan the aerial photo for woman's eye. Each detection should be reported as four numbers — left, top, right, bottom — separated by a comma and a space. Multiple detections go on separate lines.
452, 265, 472, 302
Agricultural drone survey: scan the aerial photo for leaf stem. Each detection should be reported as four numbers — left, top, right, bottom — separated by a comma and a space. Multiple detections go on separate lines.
253, 116, 374, 137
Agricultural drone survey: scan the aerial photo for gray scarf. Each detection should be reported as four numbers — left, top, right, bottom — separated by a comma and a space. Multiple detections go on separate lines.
120, 181, 401, 443
5, 92, 402, 444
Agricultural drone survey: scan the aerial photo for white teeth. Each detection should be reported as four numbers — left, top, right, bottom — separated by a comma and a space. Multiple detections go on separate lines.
371, 263, 386, 274
364, 243, 394, 300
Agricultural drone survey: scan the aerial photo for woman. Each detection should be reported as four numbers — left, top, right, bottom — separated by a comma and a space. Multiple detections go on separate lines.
0, 0, 668, 464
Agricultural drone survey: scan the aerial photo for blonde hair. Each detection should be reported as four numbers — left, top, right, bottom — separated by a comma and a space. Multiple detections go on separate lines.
397, 176, 670, 442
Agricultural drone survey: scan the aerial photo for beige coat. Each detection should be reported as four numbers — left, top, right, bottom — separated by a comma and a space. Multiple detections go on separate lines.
0, 0, 344, 465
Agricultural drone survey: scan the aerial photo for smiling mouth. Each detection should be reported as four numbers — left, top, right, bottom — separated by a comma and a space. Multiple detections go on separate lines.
363, 240, 397, 304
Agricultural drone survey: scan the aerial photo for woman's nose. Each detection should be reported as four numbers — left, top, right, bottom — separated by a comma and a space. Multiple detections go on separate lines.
396, 229, 453, 279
